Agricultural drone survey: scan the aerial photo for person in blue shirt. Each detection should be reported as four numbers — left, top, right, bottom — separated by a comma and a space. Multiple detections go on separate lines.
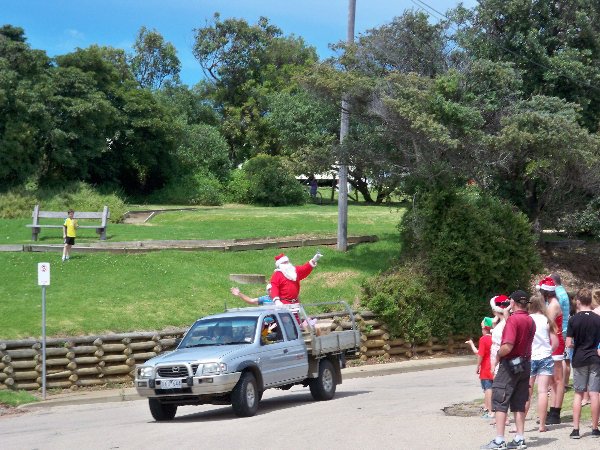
550, 273, 571, 393
230, 284, 273, 306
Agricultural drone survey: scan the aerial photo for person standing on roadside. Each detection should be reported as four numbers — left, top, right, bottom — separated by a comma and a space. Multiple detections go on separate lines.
481, 290, 535, 450
62, 209, 77, 262
489, 295, 511, 375
466, 317, 495, 419
525, 294, 558, 432
537, 276, 566, 425
550, 273, 571, 392
566, 288, 600, 440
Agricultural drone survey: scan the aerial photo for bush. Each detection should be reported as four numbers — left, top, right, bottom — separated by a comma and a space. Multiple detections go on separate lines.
0, 183, 128, 222
147, 170, 224, 206
229, 154, 306, 206
361, 264, 451, 343
362, 185, 541, 338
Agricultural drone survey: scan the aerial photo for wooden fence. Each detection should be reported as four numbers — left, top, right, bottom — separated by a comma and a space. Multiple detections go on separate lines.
0, 311, 467, 392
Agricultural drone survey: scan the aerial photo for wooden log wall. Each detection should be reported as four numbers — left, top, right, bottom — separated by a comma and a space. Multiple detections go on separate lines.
1, 311, 469, 391
311, 310, 468, 363
0, 330, 185, 392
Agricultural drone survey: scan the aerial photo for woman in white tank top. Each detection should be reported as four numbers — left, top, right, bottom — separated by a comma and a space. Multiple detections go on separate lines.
526, 294, 558, 432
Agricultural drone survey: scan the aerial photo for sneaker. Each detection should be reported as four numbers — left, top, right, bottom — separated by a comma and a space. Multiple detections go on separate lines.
507, 439, 526, 449
592, 428, 600, 437
546, 414, 561, 425
570, 429, 580, 439
482, 412, 495, 419
480, 439, 507, 450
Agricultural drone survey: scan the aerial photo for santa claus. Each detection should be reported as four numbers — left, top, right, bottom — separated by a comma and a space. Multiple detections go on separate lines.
270, 252, 322, 305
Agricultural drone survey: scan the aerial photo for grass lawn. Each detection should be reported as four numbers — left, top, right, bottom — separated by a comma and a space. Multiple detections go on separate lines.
0, 203, 404, 339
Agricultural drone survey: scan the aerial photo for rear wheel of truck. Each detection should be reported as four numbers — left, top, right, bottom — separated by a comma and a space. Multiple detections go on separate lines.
231, 372, 259, 417
149, 398, 177, 421
309, 359, 336, 401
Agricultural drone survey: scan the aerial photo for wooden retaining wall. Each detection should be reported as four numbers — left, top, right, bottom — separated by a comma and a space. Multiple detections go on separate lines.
0, 311, 467, 392
0, 331, 185, 391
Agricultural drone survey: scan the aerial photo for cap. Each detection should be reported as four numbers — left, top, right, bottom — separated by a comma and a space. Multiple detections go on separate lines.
510, 290, 530, 304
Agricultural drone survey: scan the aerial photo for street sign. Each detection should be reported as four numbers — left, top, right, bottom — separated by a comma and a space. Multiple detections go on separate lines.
38, 262, 50, 286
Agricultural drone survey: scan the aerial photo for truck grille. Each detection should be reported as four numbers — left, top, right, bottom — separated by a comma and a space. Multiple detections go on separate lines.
157, 365, 189, 378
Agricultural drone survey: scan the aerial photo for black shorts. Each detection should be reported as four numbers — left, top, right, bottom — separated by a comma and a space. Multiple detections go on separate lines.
491, 359, 531, 413
64, 237, 75, 245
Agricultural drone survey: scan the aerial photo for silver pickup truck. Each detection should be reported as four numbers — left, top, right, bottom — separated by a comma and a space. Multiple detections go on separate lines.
135, 302, 360, 420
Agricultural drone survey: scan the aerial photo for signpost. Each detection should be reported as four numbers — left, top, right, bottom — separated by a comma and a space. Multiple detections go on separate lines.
37, 262, 50, 399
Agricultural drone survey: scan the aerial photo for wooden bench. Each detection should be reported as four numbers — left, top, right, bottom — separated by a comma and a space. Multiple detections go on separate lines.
26, 205, 110, 241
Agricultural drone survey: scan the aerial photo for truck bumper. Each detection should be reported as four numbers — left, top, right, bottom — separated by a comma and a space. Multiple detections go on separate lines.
136, 372, 242, 398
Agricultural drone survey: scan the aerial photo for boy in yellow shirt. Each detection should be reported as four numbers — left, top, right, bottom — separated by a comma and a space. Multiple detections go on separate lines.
62, 209, 78, 262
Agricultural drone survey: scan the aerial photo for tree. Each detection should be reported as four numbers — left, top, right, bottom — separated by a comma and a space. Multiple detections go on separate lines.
0, 26, 52, 188
451, 0, 600, 131
193, 14, 317, 164
130, 27, 180, 90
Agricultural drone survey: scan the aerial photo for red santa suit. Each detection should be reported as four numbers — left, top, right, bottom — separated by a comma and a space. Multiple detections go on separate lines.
269, 254, 316, 304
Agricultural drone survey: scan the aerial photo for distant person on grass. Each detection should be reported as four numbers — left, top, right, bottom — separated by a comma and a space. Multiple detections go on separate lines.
230, 284, 273, 306
565, 288, 600, 440
62, 209, 78, 262
465, 317, 495, 419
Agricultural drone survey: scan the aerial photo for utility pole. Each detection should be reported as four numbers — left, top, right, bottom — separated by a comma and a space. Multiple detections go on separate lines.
337, 0, 356, 252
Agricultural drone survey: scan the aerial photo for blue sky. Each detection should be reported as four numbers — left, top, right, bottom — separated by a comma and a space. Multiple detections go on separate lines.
3, 0, 477, 86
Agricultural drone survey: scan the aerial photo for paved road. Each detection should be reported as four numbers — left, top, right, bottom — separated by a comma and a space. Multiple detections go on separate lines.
0, 364, 596, 449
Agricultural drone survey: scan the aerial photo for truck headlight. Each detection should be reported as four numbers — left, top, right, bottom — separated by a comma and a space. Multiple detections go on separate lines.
137, 366, 154, 378
202, 362, 227, 375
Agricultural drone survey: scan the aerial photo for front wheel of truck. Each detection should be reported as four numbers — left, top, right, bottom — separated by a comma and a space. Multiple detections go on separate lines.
149, 398, 177, 421
231, 372, 259, 417
309, 359, 336, 401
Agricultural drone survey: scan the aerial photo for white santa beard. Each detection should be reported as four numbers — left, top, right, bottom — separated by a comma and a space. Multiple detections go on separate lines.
278, 264, 297, 281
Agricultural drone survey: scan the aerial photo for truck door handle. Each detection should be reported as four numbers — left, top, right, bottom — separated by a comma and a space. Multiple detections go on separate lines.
283, 349, 288, 354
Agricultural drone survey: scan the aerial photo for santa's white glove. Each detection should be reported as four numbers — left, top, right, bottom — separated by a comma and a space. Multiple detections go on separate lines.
274, 299, 283, 306
310, 252, 322, 266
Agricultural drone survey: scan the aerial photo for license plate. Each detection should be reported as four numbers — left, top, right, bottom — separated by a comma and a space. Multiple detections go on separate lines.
160, 379, 182, 389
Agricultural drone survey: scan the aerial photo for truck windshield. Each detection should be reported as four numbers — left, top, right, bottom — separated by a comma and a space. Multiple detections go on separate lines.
180, 317, 258, 348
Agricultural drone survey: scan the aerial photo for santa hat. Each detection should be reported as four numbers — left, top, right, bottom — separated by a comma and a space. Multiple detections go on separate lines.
490, 294, 510, 313
536, 276, 556, 292
274, 253, 289, 268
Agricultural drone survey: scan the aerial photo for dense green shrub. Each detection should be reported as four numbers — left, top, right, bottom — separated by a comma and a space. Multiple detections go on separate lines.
361, 264, 451, 343
228, 154, 306, 206
0, 183, 127, 222
147, 170, 224, 206
362, 185, 541, 338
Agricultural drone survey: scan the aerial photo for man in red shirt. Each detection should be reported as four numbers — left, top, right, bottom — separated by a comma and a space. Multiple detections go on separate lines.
269, 252, 321, 305
482, 290, 536, 450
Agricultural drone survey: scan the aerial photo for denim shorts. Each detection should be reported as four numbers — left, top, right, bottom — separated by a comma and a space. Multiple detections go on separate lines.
481, 379, 493, 391
530, 356, 554, 377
